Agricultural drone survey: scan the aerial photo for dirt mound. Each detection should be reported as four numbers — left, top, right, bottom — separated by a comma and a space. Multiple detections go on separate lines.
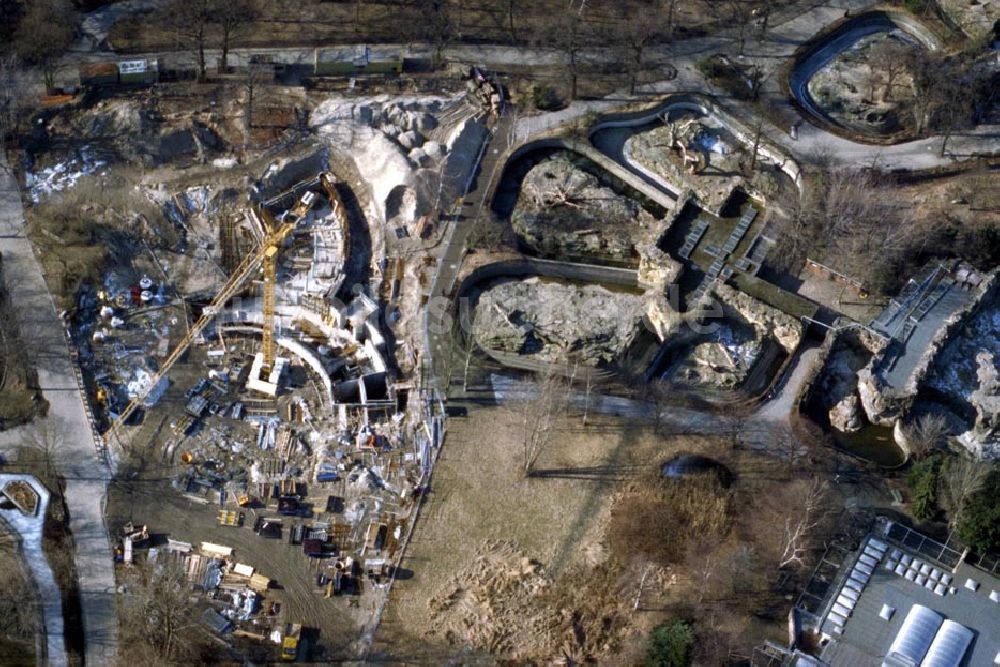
426, 539, 652, 662
427, 540, 550, 655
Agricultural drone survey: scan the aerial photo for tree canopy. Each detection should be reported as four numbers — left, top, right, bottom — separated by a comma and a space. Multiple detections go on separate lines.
957, 465, 1000, 554
646, 620, 694, 667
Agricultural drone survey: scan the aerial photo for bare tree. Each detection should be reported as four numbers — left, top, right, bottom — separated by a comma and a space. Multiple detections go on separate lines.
543, 10, 590, 101
411, 0, 453, 69
720, 0, 756, 56
727, 413, 748, 451
662, 0, 681, 40
242, 61, 269, 151
939, 456, 989, 540
746, 60, 771, 102
755, 2, 773, 42
812, 167, 915, 291
743, 111, 766, 177
509, 367, 569, 476
0, 55, 21, 147
933, 72, 973, 158
908, 51, 976, 156
211, 0, 257, 73
614, 9, 668, 95
864, 63, 884, 103
580, 366, 596, 427
13, 0, 73, 92
162, 0, 213, 81
904, 414, 948, 460
120, 560, 205, 661
776, 479, 829, 569
23, 421, 65, 483
465, 209, 513, 252
0, 537, 38, 649
870, 38, 911, 102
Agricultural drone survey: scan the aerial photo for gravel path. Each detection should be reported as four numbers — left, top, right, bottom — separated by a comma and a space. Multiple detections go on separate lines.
0, 155, 118, 665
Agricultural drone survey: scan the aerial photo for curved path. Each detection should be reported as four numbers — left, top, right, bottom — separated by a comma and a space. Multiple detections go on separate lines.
787, 10, 942, 134
0, 155, 118, 664
0, 474, 65, 665
513, 0, 1000, 169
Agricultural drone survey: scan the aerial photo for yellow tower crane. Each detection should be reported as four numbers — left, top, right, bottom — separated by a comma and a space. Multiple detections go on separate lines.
256, 205, 294, 381
103, 204, 294, 445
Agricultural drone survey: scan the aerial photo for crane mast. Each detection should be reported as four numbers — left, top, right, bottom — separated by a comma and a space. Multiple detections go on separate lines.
103, 205, 293, 444
261, 244, 280, 372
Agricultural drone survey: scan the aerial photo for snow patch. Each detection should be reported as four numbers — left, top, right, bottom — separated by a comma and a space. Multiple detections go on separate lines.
25, 145, 108, 203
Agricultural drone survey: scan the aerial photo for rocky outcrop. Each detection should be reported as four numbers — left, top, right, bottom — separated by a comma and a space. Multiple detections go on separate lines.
643, 291, 684, 342
857, 367, 912, 427
674, 338, 755, 388
713, 284, 803, 353
638, 244, 682, 292
472, 279, 644, 366
626, 118, 744, 214
511, 155, 659, 262
958, 352, 1000, 459
310, 95, 479, 229
829, 394, 863, 432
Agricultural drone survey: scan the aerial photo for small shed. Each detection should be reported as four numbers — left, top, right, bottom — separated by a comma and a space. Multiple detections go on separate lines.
118, 58, 159, 85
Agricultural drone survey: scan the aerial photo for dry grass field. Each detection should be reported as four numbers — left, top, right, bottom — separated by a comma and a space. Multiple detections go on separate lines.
371, 402, 838, 663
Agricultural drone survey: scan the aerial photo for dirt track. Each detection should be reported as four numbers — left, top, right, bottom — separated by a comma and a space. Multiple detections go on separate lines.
107, 472, 369, 661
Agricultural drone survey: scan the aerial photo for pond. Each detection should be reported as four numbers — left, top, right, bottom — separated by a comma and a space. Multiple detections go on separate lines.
831, 422, 905, 467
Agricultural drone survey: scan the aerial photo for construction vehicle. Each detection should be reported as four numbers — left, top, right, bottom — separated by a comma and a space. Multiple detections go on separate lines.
237, 493, 252, 507
281, 623, 302, 662
103, 202, 295, 444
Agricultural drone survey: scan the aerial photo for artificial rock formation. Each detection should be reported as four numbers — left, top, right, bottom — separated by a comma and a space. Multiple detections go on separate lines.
958, 351, 1000, 459
472, 279, 644, 366
829, 394, 863, 432
512, 155, 659, 262
713, 284, 803, 353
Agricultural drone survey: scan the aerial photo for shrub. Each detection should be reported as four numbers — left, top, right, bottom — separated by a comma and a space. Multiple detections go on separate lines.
907, 454, 941, 522
646, 620, 694, 667
899, 0, 930, 15
695, 56, 723, 79
531, 85, 562, 111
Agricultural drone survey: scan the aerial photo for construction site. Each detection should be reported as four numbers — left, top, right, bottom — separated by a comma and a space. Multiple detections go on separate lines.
0, 0, 998, 664
0, 53, 498, 659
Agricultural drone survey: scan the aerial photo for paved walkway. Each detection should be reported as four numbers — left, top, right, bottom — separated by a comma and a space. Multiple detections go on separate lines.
0, 156, 118, 664
0, 474, 65, 665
